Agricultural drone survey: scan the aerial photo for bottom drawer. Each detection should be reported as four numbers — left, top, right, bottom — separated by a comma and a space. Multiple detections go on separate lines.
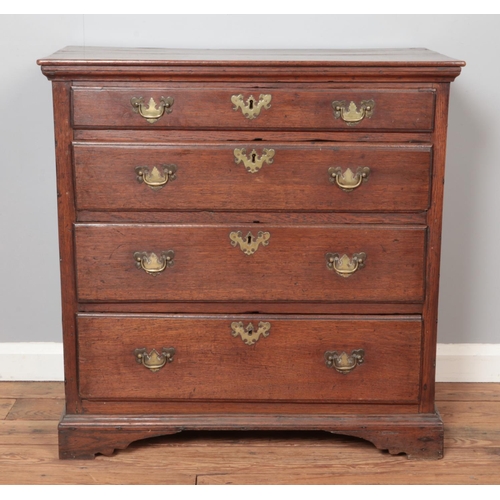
77, 314, 422, 403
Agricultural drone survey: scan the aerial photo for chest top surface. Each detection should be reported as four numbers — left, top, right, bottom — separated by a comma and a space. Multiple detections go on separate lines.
37, 46, 465, 82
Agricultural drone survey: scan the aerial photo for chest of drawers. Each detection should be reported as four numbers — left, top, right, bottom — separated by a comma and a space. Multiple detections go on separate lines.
38, 47, 464, 460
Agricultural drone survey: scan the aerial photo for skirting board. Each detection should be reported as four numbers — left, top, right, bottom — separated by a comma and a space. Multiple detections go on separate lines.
0, 343, 499, 382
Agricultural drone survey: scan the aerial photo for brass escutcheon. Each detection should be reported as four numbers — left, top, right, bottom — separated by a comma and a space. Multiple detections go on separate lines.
233, 148, 275, 174
134, 348, 176, 372
324, 349, 365, 374
328, 166, 370, 192
231, 94, 272, 119
229, 231, 270, 256
130, 96, 174, 123
231, 321, 271, 346
331, 100, 375, 126
326, 252, 366, 277
135, 165, 177, 190
134, 251, 175, 276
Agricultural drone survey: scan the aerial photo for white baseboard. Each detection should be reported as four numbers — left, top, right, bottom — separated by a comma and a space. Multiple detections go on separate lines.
0, 343, 499, 382
0, 343, 64, 381
436, 344, 500, 382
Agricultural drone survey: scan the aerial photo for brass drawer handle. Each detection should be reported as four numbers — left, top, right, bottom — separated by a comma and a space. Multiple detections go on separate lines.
230, 231, 270, 256
134, 251, 175, 276
331, 100, 375, 126
328, 166, 370, 192
135, 165, 177, 190
134, 348, 175, 372
130, 96, 174, 123
325, 349, 365, 374
231, 94, 272, 120
326, 252, 366, 277
233, 148, 275, 173
231, 321, 271, 345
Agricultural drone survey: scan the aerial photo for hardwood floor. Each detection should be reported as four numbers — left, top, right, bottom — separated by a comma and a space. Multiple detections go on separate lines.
0, 382, 499, 484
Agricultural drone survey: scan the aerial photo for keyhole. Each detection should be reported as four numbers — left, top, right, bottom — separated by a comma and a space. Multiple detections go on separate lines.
247, 234, 253, 245
251, 153, 257, 163
249, 99, 254, 110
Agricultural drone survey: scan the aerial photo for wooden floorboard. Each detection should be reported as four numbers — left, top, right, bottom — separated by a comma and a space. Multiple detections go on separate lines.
6, 398, 65, 421
435, 383, 500, 401
0, 382, 498, 485
0, 400, 16, 419
0, 382, 64, 399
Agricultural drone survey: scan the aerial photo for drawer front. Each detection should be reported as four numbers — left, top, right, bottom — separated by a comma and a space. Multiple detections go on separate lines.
74, 143, 431, 212
72, 87, 435, 131
75, 224, 426, 303
77, 314, 422, 403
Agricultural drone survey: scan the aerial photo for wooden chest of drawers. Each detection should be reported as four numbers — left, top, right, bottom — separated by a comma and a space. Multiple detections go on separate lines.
38, 47, 464, 460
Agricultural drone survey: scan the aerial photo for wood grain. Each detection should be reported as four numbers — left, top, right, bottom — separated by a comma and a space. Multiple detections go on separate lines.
73, 143, 431, 212
195, 448, 500, 484
0, 400, 15, 419
0, 420, 58, 446
436, 383, 500, 401
73, 128, 433, 144
78, 302, 423, 315
6, 399, 65, 421
38, 47, 465, 65
77, 314, 422, 403
0, 384, 498, 484
72, 87, 435, 131
75, 224, 426, 303
0, 445, 196, 485
420, 83, 451, 413
77, 211, 428, 225
51, 81, 80, 414
57, 412, 443, 460
0, 382, 64, 399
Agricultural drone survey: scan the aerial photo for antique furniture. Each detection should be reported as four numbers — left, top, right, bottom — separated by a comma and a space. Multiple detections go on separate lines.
38, 47, 464, 459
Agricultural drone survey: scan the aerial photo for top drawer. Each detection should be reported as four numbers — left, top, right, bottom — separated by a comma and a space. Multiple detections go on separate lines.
72, 86, 435, 131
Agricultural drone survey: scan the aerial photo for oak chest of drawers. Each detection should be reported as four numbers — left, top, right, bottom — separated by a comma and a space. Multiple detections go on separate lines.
38, 47, 464, 459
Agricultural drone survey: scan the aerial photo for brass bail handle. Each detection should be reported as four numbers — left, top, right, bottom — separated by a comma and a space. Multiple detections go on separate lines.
324, 349, 365, 374
131, 96, 174, 123
134, 348, 176, 373
135, 165, 177, 190
331, 100, 375, 126
134, 250, 175, 276
328, 167, 370, 192
326, 252, 366, 277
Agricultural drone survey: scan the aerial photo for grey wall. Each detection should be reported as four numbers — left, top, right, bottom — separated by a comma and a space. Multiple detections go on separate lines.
0, 15, 498, 344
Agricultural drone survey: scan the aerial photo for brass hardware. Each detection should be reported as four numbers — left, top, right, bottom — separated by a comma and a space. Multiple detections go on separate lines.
130, 96, 174, 123
324, 349, 365, 374
328, 166, 370, 192
134, 251, 175, 276
233, 148, 275, 174
231, 94, 272, 120
231, 321, 271, 346
331, 100, 375, 126
326, 252, 366, 278
135, 165, 177, 191
134, 348, 175, 372
229, 231, 270, 256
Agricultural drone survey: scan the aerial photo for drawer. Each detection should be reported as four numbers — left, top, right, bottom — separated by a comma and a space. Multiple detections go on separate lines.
74, 143, 431, 212
75, 224, 426, 303
77, 314, 422, 403
72, 86, 435, 131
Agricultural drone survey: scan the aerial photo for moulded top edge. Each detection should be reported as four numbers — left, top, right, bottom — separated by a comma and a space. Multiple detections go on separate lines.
37, 46, 466, 67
